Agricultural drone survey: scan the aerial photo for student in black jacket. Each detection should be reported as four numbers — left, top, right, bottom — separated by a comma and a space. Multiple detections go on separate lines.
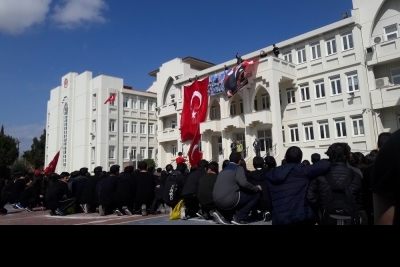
81, 166, 104, 213
45, 172, 76, 216
98, 165, 120, 216
114, 166, 135, 216
19, 176, 43, 212
197, 161, 219, 220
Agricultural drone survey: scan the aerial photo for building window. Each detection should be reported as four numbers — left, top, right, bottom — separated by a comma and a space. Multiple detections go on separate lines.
171, 120, 176, 129
335, 118, 347, 138
262, 94, 270, 109
314, 80, 325, 99
123, 121, 129, 133
346, 72, 359, 92
131, 147, 137, 159
283, 51, 292, 62
132, 98, 137, 109
140, 122, 146, 134
230, 101, 236, 115
296, 47, 306, 63
352, 116, 365, 136
279, 90, 282, 106
286, 88, 295, 104
148, 123, 154, 134
140, 100, 146, 110
123, 97, 129, 108
325, 37, 337, 56
318, 121, 330, 140
211, 106, 217, 120
109, 146, 115, 159
92, 94, 97, 107
240, 100, 243, 114
148, 101, 154, 111
282, 126, 285, 143
92, 120, 96, 133
289, 125, 299, 143
62, 104, 68, 167
300, 84, 310, 102
254, 99, 258, 111
131, 122, 137, 133
384, 24, 398, 41
390, 67, 400, 85
123, 147, 129, 159
148, 147, 154, 159
330, 75, 342, 95
303, 123, 314, 141
170, 94, 175, 103
109, 120, 116, 132
341, 32, 354, 51
109, 93, 115, 106
140, 148, 146, 159
172, 145, 177, 156
91, 147, 95, 161
310, 42, 321, 60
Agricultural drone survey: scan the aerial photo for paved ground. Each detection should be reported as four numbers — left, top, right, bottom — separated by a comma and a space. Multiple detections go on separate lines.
0, 204, 271, 225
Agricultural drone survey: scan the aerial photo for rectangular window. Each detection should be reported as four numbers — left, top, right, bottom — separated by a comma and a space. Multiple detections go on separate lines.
352, 116, 365, 136
148, 123, 154, 134
148, 148, 154, 159
123, 97, 129, 108
325, 37, 337, 56
109, 93, 115, 106
342, 32, 354, 51
123, 147, 129, 159
318, 121, 330, 140
303, 123, 314, 141
240, 100, 243, 114
140, 100, 146, 110
140, 123, 146, 134
230, 101, 236, 115
310, 42, 321, 60
211, 106, 217, 120
131, 147, 137, 159
346, 72, 359, 92
262, 94, 270, 109
109, 120, 115, 132
123, 121, 129, 133
283, 51, 292, 63
172, 145, 177, 156
92, 94, 97, 107
282, 126, 285, 143
289, 125, 299, 143
148, 101, 154, 111
330, 76, 342, 95
171, 120, 176, 129
131, 122, 137, 133
390, 67, 400, 85
287, 89, 296, 104
297, 47, 306, 63
91, 147, 95, 161
335, 118, 347, 138
300, 84, 310, 102
109, 146, 115, 159
132, 98, 137, 109
92, 120, 96, 133
140, 148, 146, 159
314, 80, 325, 99
384, 24, 398, 41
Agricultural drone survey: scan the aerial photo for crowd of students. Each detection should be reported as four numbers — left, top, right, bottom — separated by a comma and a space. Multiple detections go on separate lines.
0, 129, 398, 225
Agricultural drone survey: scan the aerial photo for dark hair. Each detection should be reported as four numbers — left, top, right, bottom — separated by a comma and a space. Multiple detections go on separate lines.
60, 172, 70, 178
349, 152, 366, 169
110, 165, 120, 175
156, 167, 162, 173
222, 159, 230, 169
302, 160, 311, 166
176, 163, 187, 174
264, 156, 277, 169
229, 152, 242, 164
165, 164, 174, 173
178, 152, 183, 156
79, 168, 88, 176
138, 161, 147, 171
377, 132, 392, 149
311, 153, 321, 164
147, 166, 155, 173
197, 159, 209, 171
326, 142, 350, 164
253, 156, 264, 169
124, 166, 134, 173
94, 166, 103, 174
285, 146, 303, 163
207, 161, 219, 175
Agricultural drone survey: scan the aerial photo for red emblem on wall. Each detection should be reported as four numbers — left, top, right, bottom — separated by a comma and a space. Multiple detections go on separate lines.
64, 78, 68, 88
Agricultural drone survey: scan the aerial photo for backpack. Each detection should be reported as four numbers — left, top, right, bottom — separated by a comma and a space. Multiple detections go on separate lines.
163, 171, 183, 208
321, 168, 360, 225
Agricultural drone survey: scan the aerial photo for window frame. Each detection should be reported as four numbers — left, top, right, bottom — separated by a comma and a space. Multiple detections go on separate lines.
384, 24, 398, 41
314, 80, 326, 99
346, 72, 359, 93
329, 75, 342, 96
283, 51, 292, 63
289, 125, 299, 143
123, 97, 129, 108
352, 116, 365, 137
325, 37, 337, 56
148, 123, 154, 134
131, 122, 137, 133
299, 84, 310, 102
109, 146, 115, 159
140, 122, 146, 134
109, 120, 116, 132
390, 67, 400, 85
318, 120, 330, 140
335, 118, 347, 138
303, 123, 315, 142
261, 93, 270, 109
123, 121, 129, 133
286, 88, 296, 104
341, 32, 354, 51
296, 47, 306, 64
310, 42, 321, 60
230, 101, 236, 116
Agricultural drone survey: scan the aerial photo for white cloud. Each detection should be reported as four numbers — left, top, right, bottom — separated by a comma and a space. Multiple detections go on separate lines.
51, 0, 108, 29
0, 0, 52, 35
4, 123, 46, 154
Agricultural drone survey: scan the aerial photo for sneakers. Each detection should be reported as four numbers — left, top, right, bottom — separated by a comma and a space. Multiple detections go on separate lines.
98, 205, 106, 216
212, 210, 231, 225
196, 212, 203, 219
55, 208, 65, 216
124, 208, 132, 216
48, 210, 55, 216
115, 209, 123, 216
25, 206, 34, 212
231, 219, 249, 225
13, 203, 24, 209
141, 204, 148, 216
81, 204, 90, 214
180, 205, 187, 220
263, 211, 271, 222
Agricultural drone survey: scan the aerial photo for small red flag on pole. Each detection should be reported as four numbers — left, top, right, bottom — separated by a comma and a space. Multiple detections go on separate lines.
44, 151, 60, 175
104, 93, 116, 104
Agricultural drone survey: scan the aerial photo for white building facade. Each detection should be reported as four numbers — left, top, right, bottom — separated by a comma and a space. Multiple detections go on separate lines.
46, 71, 158, 173
150, 0, 400, 170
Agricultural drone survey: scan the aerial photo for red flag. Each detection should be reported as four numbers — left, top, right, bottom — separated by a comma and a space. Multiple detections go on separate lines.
44, 151, 60, 175
187, 128, 203, 167
104, 93, 116, 104
180, 77, 209, 142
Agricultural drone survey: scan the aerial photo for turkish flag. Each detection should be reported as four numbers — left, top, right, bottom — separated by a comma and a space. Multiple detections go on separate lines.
44, 151, 60, 175
180, 77, 209, 142
188, 128, 203, 167
104, 93, 116, 104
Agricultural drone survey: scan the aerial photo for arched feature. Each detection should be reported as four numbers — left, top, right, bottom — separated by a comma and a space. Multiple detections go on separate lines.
62, 103, 68, 167
229, 93, 244, 116
370, 0, 399, 41
252, 85, 269, 112
162, 77, 175, 105
208, 99, 221, 120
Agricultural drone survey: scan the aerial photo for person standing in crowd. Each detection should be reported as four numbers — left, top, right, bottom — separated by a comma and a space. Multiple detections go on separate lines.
197, 161, 219, 220
230, 140, 237, 153
253, 138, 261, 157
175, 152, 187, 164
98, 165, 120, 216
45, 172, 76, 216
264, 156, 277, 170
311, 153, 321, 164
150, 168, 167, 214
266, 146, 330, 225
236, 140, 243, 159
71, 167, 89, 213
